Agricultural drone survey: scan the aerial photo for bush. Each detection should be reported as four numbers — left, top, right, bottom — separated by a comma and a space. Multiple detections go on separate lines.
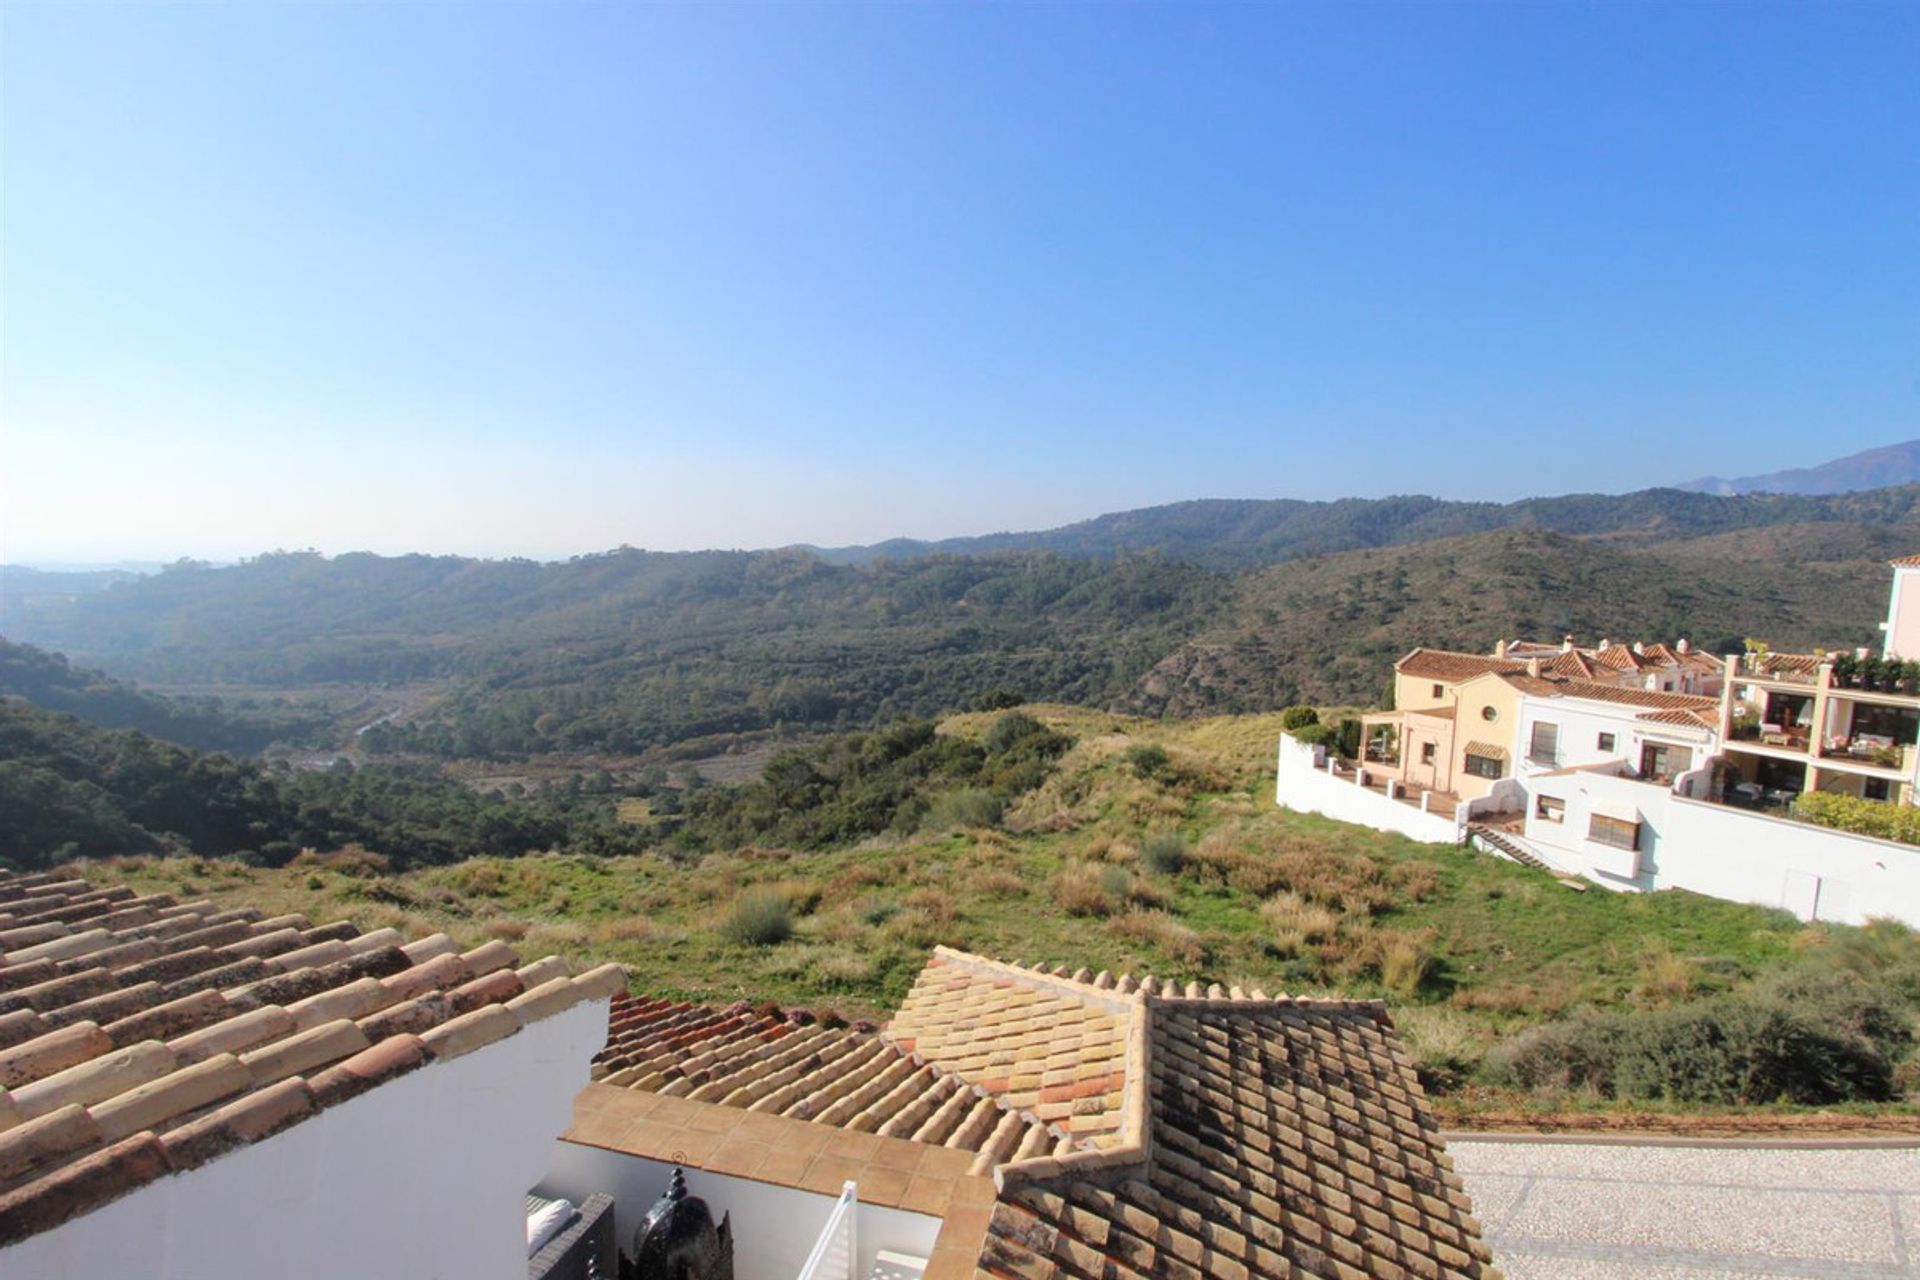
1491, 975, 1912, 1104
1124, 744, 1171, 779
1140, 832, 1187, 875
1378, 935, 1436, 999
1291, 723, 1333, 747
922, 789, 1005, 832
1279, 705, 1320, 731
1794, 791, 1920, 845
722, 888, 794, 947
972, 688, 1025, 711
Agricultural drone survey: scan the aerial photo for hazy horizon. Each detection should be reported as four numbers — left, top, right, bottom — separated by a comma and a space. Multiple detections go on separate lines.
6, 4, 1917, 563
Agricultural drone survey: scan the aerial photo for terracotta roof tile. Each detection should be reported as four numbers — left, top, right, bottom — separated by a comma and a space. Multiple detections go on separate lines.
591, 948, 1494, 1280
1396, 651, 1525, 683
0, 867, 627, 1248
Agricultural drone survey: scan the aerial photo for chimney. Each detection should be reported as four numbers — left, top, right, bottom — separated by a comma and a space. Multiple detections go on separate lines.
1526, 657, 1542, 678
1598, 638, 1611, 652
1632, 641, 1646, 656
1494, 639, 1509, 658
1562, 635, 1575, 652
1677, 638, 1691, 654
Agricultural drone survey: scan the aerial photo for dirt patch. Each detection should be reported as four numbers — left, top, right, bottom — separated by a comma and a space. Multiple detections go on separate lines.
1442, 1108, 1920, 1140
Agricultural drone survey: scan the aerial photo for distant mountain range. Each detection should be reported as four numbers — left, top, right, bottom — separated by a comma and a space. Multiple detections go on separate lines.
811, 484, 1920, 571
1679, 439, 1920, 497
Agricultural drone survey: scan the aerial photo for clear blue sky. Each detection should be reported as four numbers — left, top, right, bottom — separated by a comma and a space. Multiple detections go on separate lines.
4, 2, 1916, 562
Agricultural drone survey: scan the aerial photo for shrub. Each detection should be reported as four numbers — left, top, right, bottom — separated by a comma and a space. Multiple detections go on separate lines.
1378, 935, 1436, 999
722, 889, 794, 947
1124, 744, 1171, 779
1141, 832, 1187, 875
1292, 723, 1333, 747
1794, 791, 1920, 845
973, 688, 1025, 711
1279, 705, 1320, 731
922, 789, 1005, 832
1055, 861, 1119, 917
971, 868, 1026, 898
1261, 891, 1342, 945
1395, 1006, 1485, 1094
1491, 975, 1912, 1104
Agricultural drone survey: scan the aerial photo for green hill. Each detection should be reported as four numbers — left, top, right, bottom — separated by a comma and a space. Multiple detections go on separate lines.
2, 517, 1901, 757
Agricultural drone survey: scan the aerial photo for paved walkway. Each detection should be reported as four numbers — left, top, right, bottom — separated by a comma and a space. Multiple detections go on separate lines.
1449, 1139, 1920, 1279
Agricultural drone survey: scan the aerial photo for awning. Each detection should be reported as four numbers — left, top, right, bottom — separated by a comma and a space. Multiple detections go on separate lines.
1464, 741, 1508, 760
1591, 799, 1641, 824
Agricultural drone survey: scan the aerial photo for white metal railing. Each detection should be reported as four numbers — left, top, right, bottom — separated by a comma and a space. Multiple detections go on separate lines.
795, 1181, 857, 1280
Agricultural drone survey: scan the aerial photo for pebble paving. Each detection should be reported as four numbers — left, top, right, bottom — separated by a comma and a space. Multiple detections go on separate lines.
1450, 1139, 1920, 1279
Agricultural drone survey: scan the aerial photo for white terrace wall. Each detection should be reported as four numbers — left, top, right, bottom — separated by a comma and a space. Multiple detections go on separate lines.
1657, 796, 1920, 927
1523, 765, 1920, 926
1274, 734, 1461, 846
0, 997, 612, 1280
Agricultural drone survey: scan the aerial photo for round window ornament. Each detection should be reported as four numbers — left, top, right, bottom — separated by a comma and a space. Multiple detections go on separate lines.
1481, 706, 1498, 722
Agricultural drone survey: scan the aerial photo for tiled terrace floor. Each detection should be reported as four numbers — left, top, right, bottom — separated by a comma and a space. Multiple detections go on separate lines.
1452, 1139, 1920, 1279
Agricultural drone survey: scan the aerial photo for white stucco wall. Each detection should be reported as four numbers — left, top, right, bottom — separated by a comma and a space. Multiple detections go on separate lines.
1523, 768, 1920, 926
1515, 695, 1715, 779
1274, 734, 1461, 845
540, 1144, 943, 1280
0, 997, 612, 1280
1656, 796, 1920, 926
1523, 768, 1663, 885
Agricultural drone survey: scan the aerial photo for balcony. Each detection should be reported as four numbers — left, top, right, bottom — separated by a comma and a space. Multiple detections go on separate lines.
1817, 738, 1914, 772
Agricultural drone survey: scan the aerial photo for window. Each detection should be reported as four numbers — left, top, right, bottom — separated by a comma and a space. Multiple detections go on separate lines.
1464, 753, 1504, 780
1597, 732, 1616, 753
1480, 705, 1499, 722
1866, 778, 1892, 802
1640, 743, 1693, 781
1420, 742, 1437, 765
1431, 683, 1444, 699
1588, 814, 1639, 851
1529, 721, 1560, 765
1535, 795, 1565, 824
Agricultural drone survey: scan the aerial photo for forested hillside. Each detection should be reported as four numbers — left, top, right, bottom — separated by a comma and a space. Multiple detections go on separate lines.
0, 639, 329, 753
2, 515, 1903, 759
0, 700, 640, 869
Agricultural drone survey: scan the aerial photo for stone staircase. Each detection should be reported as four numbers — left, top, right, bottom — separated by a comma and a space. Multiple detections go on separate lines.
1467, 823, 1551, 872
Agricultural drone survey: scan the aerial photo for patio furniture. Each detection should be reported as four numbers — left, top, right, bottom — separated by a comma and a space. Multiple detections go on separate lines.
528, 1192, 616, 1280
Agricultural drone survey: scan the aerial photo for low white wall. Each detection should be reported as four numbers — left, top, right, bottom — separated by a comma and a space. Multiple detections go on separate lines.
1523, 767, 1920, 926
0, 997, 612, 1280
1658, 797, 1920, 927
1274, 734, 1461, 845
540, 1144, 942, 1280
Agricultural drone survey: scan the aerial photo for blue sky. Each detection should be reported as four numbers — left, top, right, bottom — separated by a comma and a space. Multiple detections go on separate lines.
4, 2, 1916, 562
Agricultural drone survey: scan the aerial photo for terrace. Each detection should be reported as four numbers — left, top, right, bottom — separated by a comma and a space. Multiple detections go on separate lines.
1327, 754, 1461, 819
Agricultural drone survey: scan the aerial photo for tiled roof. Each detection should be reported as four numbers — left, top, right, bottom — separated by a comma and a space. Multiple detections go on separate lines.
1541, 651, 1596, 679
1463, 740, 1508, 760
1890, 554, 1920, 568
592, 948, 1499, 1280
1397, 651, 1525, 683
1638, 707, 1719, 729
887, 952, 1134, 1150
594, 994, 1058, 1179
1497, 674, 1720, 714
0, 869, 625, 1247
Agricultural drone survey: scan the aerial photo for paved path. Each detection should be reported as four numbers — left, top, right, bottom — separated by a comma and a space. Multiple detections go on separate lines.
1449, 1139, 1920, 1279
